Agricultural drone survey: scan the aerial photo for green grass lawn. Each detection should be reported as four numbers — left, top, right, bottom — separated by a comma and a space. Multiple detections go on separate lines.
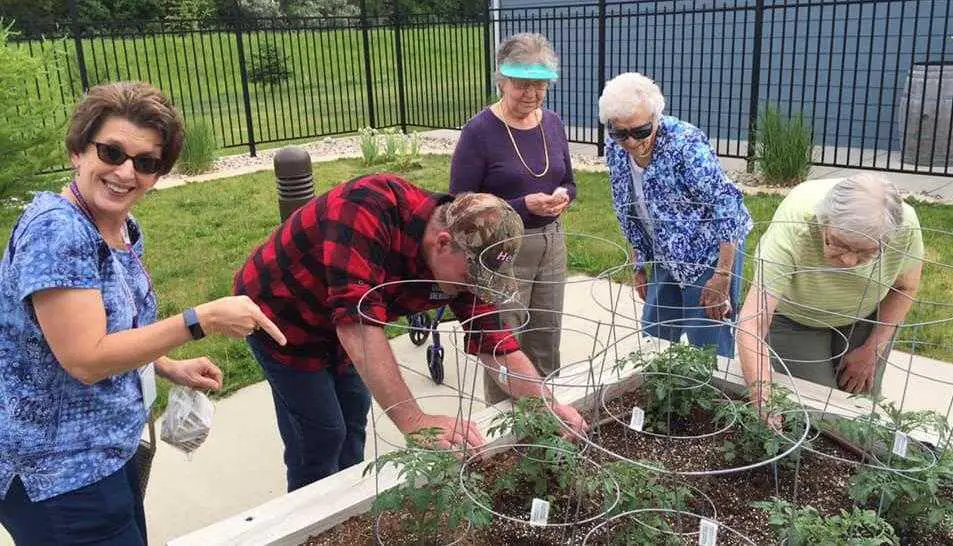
13, 24, 487, 152
2, 155, 953, 411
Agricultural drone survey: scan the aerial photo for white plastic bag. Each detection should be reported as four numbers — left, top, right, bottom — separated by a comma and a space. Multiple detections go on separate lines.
160, 386, 214, 454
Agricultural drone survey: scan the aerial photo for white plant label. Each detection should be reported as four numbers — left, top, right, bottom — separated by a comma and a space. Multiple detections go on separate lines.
628, 406, 645, 431
698, 518, 719, 546
892, 431, 909, 458
529, 498, 550, 527
498, 365, 508, 385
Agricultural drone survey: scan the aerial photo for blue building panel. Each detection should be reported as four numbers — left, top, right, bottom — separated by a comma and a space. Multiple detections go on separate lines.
495, 0, 953, 157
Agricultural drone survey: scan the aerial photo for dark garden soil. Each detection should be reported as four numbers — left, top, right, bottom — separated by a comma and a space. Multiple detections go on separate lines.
304, 387, 953, 545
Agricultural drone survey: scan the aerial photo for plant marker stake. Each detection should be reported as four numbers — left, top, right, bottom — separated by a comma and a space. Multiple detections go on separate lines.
529, 498, 550, 527
892, 431, 909, 458
498, 365, 508, 385
698, 518, 718, 546
628, 406, 645, 431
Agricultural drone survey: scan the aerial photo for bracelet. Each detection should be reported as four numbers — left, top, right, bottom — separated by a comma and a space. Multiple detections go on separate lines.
183, 307, 206, 340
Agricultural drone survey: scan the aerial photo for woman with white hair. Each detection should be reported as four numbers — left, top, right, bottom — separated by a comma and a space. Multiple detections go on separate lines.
451, 33, 575, 404
737, 174, 923, 403
598, 72, 752, 358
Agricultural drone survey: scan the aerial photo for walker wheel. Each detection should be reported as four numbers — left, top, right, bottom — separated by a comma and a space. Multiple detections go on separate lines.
408, 313, 431, 346
427, 346, 445, 385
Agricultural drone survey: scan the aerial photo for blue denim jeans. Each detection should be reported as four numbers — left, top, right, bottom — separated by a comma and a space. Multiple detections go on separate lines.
641, 246, 745, 358
0, 457, 146, 545
247, 336, 372, 492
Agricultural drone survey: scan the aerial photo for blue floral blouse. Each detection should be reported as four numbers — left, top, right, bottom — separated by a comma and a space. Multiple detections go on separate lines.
606, 115, 753, 285
0, 192, 156, 502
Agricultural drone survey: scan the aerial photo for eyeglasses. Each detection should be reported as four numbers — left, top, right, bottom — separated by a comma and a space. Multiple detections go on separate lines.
608, 122, 654, 142
822, 229, 880, 263
92, 142, 162, 175
510, 79, 549, 92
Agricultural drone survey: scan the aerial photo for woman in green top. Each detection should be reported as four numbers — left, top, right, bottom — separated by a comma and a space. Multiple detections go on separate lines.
737, 174, 923, 404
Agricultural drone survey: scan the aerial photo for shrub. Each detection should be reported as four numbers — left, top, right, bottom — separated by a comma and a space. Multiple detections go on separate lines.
0, 24, 67, 200
358, 127, 421, 169
359, 127, 382, 166
755, 104, 813, 186
286, 0, 359, 17
249, 43, 292, 85
176, 119, 218, 175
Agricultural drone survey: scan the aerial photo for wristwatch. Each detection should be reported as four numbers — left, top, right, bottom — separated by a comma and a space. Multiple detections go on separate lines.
183, 307, 206, 340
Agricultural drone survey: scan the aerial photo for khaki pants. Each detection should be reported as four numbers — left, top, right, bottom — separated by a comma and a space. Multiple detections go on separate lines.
484, 220, 567, 405
768, 312, 890, 394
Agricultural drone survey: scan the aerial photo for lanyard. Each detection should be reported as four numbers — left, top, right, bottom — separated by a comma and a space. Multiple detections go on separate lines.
68, 181, 154, 325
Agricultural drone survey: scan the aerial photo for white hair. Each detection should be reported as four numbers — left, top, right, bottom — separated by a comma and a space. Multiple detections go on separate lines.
598, 72, 666, 124
494, 33, 559, 84
815, 173, 904, 243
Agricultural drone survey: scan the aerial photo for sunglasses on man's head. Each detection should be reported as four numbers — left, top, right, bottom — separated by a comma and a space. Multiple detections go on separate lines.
608, 122, 654, 142
93, 142, 162, 175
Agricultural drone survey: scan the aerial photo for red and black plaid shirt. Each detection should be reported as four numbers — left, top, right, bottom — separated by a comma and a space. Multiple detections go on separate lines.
234, 174, 520, 372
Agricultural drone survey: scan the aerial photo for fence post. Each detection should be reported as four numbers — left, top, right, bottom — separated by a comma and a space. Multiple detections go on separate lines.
392, 0, 408, 133
360, 0, 377, 128
746, 0, 765, 172
483, 1, 493, 101
234, 18, 258, 158
67, 0, 90, 92
597, 0, 607, 156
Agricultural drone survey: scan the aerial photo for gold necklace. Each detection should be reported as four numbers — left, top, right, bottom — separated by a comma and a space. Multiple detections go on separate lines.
498, 101, 550, 178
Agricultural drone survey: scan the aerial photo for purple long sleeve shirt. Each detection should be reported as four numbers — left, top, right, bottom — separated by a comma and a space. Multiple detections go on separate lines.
450, 108, 576, 229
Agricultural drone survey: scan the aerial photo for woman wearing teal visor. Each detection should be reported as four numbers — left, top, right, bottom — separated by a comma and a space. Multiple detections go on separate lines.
451, 33, 575, 405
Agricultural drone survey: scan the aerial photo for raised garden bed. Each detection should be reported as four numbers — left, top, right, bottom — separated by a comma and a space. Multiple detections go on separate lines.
304, 345, 953, 546
169, 342, 953, 546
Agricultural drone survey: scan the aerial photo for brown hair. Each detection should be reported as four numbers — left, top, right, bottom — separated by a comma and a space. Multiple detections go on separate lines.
65, 81, 184, 175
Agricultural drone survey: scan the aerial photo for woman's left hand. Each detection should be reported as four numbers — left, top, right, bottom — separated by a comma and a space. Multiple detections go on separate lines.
163, 357, 224, 391
699, 274, 731, 320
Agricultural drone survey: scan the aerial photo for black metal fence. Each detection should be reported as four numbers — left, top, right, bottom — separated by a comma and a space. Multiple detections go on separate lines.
8, 0, 953, 175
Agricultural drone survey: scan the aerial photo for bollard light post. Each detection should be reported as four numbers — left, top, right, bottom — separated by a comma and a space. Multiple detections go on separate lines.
273, 147, 315, 222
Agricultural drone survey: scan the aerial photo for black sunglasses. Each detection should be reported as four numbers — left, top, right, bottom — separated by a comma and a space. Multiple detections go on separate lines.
93, 142, 162, 175
608, 122, 654, 142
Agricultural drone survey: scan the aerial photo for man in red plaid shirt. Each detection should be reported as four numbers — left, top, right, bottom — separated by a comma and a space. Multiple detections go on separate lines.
235, 174, 586, 491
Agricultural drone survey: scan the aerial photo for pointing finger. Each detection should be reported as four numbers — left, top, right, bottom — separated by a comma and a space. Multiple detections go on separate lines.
254, 309, 287, 346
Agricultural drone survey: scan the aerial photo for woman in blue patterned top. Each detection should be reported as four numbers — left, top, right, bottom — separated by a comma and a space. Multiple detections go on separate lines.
598, 72, 752, 357
0, 82, 285, 545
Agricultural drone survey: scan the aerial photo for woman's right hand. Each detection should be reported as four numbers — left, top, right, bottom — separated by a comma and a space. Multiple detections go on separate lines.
633, 269, 648, 301
195, 296, 286, 345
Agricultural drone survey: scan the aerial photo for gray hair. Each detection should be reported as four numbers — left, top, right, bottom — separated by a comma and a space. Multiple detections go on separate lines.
815, 173, 904, 243
494, 33, 559, 84
598, 72, 666, 124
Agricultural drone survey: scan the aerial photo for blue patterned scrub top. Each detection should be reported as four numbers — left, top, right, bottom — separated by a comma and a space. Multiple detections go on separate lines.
606, 115, 753, 285
0, 192, 156, 502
